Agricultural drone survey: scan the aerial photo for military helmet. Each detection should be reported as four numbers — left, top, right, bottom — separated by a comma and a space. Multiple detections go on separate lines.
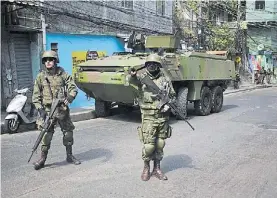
145, 54, 162, 64
42, 50, 59, 63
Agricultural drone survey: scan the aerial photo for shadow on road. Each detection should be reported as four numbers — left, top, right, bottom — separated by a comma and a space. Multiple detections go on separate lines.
221, 104, 239, 112
105, 107, 196, 125
45, 148, 113, 168
106, 109, 142, 124
75, 148, 113, 163
162, 154, 193, 173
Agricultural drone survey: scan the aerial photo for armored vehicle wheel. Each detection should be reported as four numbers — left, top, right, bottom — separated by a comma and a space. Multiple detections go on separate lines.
176, 87, 188, 120
194, 86, 212, 116
95, 99, 111, 117
211, 86, 223, 113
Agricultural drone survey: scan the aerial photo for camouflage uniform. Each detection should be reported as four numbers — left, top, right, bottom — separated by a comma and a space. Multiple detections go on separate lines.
260, 67, 266, 84
32, 50, 81, 170
130, 54, 176, 181
234, 71, 240, 89
127, 31, 146, 53
266, 68, 272, 84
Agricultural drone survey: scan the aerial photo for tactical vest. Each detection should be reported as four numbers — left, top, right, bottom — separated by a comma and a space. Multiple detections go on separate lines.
40, 67, 66, 106
138, 72, 170, 116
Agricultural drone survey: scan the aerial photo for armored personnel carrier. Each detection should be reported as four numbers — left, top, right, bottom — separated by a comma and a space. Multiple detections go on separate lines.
73, 33, 236, 118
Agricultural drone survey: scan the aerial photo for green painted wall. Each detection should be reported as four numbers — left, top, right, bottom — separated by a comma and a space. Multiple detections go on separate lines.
247, 27, 277, 53
246, 0, 277, 22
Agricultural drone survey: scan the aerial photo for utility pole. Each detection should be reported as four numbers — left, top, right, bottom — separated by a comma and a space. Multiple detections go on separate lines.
237, 0, 248, 79
236, 0, 241, 53
236, 0, 242, 74
40, 0, 46, 51
198, 1, 202, 51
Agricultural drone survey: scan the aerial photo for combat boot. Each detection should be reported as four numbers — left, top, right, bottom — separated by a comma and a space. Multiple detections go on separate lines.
66, 146, 81, 165
151, 160, 168, 180
141, 161, 151, 181
33, 151, 48, 170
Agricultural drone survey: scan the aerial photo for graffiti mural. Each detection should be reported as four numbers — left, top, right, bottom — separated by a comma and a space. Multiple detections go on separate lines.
248, 54, 273, 71
248, 55, 260, 71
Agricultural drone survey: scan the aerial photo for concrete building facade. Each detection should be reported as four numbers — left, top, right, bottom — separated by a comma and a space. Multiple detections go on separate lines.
245, 0, 277, 76
1, 0, 174, 109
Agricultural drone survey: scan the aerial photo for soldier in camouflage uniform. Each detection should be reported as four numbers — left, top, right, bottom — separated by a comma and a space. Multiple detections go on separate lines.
127, 31, 146, 53
130, 54, 176, 181
260, 67, 266, 84
32, 50, 81, 170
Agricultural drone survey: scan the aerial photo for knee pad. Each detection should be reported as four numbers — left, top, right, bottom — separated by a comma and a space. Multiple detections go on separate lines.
143, 143, 155, 157
156, 138, 165, 151
41, 145, 50, 152
42, 132, 54, 146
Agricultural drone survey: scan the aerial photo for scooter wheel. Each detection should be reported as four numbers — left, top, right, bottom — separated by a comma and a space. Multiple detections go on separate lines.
4, 119, 20, 134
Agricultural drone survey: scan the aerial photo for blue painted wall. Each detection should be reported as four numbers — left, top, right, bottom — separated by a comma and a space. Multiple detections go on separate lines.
46, 33, 125, 109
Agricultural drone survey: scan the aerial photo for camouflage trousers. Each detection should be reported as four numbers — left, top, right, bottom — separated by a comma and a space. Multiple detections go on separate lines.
36, 107, 75, 152
137, 116, 172, 162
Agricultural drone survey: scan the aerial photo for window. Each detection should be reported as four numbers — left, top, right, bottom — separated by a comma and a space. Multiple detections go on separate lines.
121, 0, 133, 9
156, 0, 165, 16
241, 1, 246, 7
50, 43, 59, 61
51, 43, 58, 53
255, 0, 265, 10
228, 14, 233, 22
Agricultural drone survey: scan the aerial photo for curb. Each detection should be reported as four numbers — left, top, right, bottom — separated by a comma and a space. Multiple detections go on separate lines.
224, 84, 275, 95
70, 109, 96, 122
1, 109, 97, 135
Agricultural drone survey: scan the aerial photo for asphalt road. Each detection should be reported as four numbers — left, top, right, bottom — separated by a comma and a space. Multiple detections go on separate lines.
2, 87, 277, 198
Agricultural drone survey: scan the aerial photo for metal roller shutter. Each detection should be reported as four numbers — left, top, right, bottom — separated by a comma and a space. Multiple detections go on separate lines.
12, 33, 33, 90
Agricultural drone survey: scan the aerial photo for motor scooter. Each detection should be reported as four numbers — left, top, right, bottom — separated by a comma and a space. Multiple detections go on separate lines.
4, 87, 38, 133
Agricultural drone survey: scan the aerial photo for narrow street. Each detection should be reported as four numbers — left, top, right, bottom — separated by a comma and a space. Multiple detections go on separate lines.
1, 87, 277, 198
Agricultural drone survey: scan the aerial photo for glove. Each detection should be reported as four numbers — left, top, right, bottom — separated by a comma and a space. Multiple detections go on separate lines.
161, 104, 170, 113
64, 95, 74, 105
38, 108, 47, 120
130, 69, 137, 77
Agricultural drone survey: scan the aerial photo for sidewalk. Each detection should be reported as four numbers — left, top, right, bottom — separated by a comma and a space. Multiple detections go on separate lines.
224, 83, 276, 95
1, 83, 276, 134
1, 106, 96, 134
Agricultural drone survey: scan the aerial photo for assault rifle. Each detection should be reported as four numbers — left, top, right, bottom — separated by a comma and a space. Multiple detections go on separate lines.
132, 69, 195, 131
27, 97, 61, 163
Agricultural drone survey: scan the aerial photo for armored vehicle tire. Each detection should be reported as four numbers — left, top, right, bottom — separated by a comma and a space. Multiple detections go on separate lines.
176, 87, 188, 120
95, 99, 111, 117
211, 86, 223, 113
194, 86, 212, 116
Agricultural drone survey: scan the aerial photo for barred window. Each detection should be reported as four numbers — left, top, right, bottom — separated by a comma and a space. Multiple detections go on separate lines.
121, 0, 133, 9
51, 43, 58, 53
156, 0, 165, 16
255, 0, 265, 10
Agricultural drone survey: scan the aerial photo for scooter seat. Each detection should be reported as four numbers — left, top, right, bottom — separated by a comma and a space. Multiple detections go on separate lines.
15, 88, 29, 94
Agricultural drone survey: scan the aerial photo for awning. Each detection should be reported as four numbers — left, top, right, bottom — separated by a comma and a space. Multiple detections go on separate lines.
4, 0, 42, 7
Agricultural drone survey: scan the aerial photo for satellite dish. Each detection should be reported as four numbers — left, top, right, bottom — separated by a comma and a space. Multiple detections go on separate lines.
257, 44, 264, 51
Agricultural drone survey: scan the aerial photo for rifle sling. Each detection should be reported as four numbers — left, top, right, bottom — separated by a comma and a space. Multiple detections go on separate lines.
140, 74, 160, 95
44, 75, 53, 100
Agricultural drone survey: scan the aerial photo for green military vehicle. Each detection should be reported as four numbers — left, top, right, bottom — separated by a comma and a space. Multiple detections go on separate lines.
73, 34, 236, 118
